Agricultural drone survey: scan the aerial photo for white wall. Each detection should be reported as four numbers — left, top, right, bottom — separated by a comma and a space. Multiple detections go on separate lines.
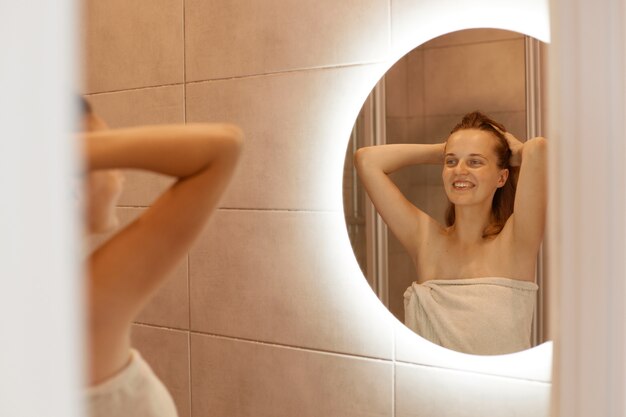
549, 0, 626, 415
0, 2, 83, 417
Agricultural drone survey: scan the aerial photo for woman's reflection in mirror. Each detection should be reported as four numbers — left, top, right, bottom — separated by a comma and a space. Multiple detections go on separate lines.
79, 97, 243, 416
355, 111, 546, 354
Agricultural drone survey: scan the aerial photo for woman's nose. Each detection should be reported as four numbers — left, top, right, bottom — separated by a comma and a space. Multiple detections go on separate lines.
454, 160, 468, 174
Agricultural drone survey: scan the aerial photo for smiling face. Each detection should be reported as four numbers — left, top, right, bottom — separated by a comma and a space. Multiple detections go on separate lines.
443, 129, 509, 207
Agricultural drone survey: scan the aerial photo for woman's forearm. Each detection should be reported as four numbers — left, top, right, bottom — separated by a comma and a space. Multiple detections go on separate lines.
512, 136, 546, 167
83, 123, 243, 179
354, 143, 445, 174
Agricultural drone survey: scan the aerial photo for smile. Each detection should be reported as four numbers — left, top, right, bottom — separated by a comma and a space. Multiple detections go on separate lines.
452, 181, 475, 190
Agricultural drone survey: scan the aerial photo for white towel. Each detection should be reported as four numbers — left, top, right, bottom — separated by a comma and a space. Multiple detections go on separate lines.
86, 349, 178, 417
404, 277, 538, 355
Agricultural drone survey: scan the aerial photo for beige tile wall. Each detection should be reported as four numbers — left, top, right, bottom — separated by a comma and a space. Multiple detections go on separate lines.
83, 2, 549, 417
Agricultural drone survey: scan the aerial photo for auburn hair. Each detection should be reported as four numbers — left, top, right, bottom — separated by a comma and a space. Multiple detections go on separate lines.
444, 111, 519, 237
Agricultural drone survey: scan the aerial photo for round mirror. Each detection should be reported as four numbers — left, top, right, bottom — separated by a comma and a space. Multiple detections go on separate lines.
343, 28, 549, 355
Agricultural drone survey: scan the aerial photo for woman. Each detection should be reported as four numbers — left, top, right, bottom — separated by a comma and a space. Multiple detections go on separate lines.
80, 98, 243, 416
354, 111, 546, 355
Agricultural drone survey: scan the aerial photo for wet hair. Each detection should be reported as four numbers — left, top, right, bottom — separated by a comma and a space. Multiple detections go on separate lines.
444, 111, 519, 237
79, 96, 92, 116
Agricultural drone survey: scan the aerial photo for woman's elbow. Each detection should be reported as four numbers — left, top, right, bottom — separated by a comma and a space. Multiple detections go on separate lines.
354, 146, 375, 170
530, 136, 547, 149
524, 136, 547, 159
220, 123, 244, 157
196, 123, 244, 160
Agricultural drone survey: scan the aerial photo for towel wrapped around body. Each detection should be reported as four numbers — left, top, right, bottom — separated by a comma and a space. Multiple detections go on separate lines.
403, 277, 538, 355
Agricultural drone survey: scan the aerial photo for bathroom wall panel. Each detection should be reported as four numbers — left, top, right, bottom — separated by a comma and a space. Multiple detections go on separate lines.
422, 111, 527, 142
86, 86, 183, 207
390, 0, 549, 56
190, 333, 393, 417
131, 325, 191, 417
423, 28, 524, 49
385, 55, 409, 118
394, 323, 553, 382
386, 117, 426, 144
395, 362, 550, 417
387, 251, 417, 319
184, 0, 389, 81
83, 0, 184, 93
407, 49, 425, 117
424, 184, 449, 224
86, 86, 185, 127
189, 209, 394, 360
424, 39, 526, 115
186, 64, 385, 211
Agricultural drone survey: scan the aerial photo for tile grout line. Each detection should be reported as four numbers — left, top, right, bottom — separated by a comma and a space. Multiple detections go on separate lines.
182, 0, 187, 125
133, 322, 552, 384
182, 4, 191, 415
421, 36, 526, 51
85, 60, 386, 96
393, 358, 552, 384
189, 330, 396, 364
118, 205, 341, 214
186, 252, 192, 417
135, 322, 393, 364
392, 319, 396, 417
184, 60, 386, 85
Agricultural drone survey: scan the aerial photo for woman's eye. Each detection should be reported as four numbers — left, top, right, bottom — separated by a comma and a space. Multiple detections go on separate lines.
469, 160, 482, 166
445, 159, 457, 166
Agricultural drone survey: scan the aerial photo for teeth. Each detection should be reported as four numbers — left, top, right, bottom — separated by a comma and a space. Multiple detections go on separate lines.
453, 181, 473, 189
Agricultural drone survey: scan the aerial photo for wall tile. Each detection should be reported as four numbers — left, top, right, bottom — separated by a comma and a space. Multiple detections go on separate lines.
390, 0, 549, 58
186, 64, 386, 210
131, 325, 191, 417
407, 48, 425, 117
494, 110, 528, 139
387, 251, 416, 321
386, 117, 409, 143
86, 86, 185, 128
396, 362, 550, 417
424, 39, 526, 115
189, 209, 393, 359
394, 323, 553, 382
190, 334, 392, 417
423, 114, 461, 142
407, 116, 426, 142
425, 184, 449, 226
83, 0, 184, 93
423, 112, 527, 142
385, 56, 409, 118
422, 28, 524, 49
185, 0, 389, 81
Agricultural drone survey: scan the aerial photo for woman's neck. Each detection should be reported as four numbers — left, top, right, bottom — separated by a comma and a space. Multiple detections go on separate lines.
450, 203, 493, 245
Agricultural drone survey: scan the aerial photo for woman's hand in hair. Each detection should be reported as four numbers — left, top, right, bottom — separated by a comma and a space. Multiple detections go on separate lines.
502, 131, 524, 167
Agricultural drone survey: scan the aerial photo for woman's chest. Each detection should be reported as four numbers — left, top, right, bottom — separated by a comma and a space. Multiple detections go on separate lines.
413, 237, 522, 282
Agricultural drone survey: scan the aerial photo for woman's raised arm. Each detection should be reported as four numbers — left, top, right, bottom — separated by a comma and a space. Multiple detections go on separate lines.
354, 143, 445, 255
506, 133, 547, 252
84, 123, 243, 383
